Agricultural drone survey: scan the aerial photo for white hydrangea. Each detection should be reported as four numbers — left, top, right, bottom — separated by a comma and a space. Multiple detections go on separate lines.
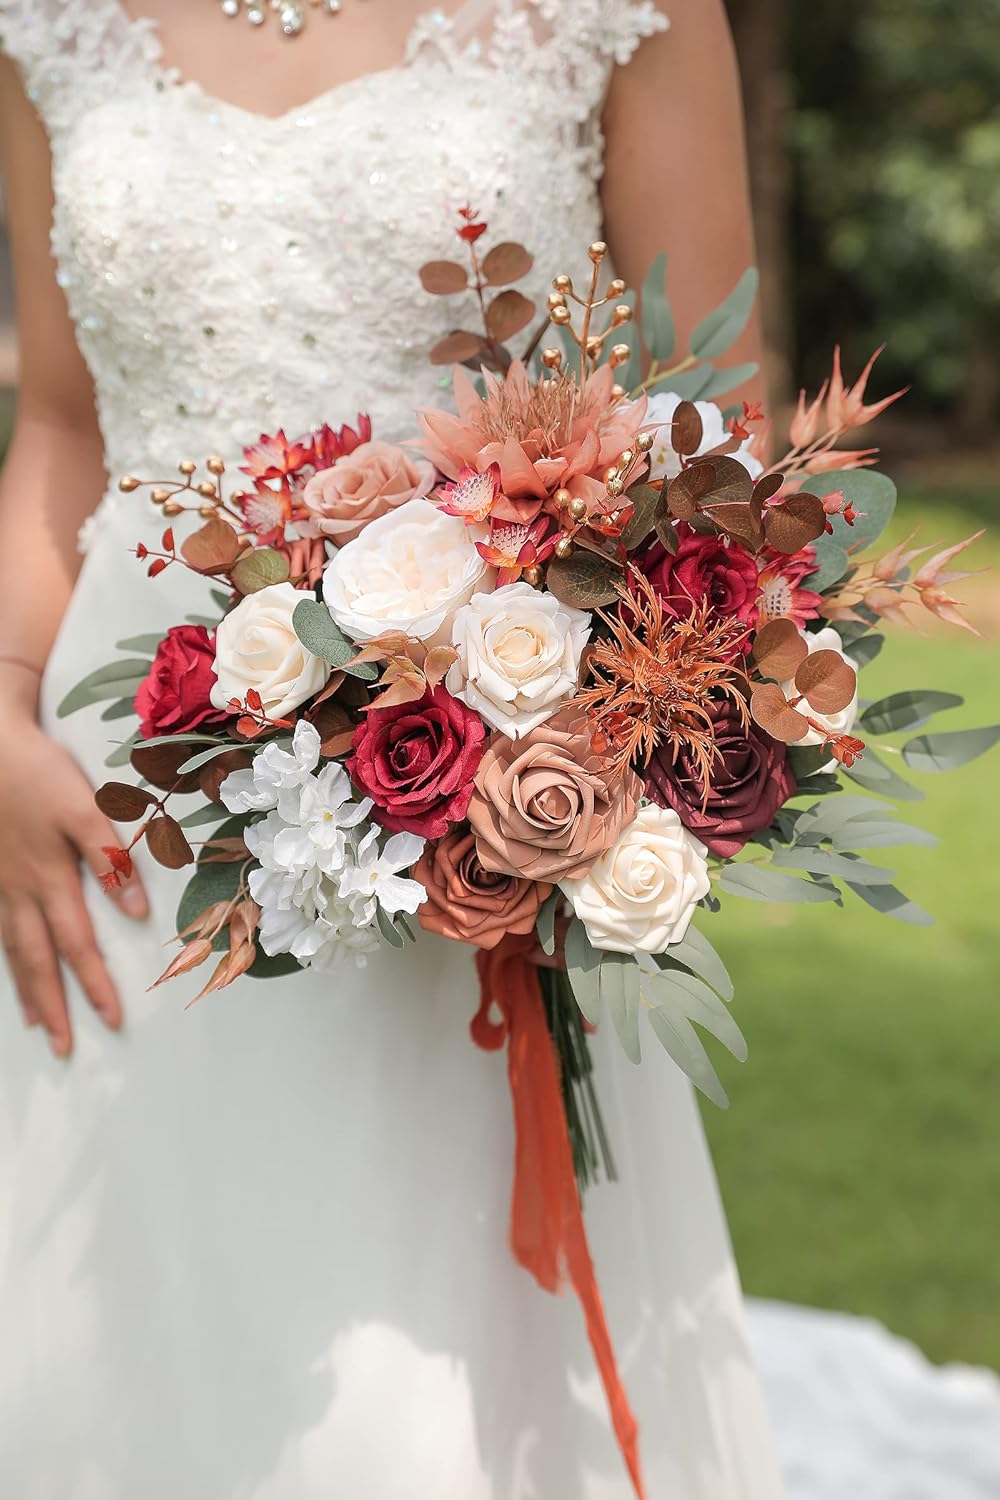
645, 391, 763, 483
232, 727, 426, 971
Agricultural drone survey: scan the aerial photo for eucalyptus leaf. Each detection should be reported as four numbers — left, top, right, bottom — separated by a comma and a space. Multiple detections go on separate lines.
640, 252, 675, 362
648, 363, 715, 401
619, 483, 662, 551
860, 690, 963, 736
793, 795, 894, 843
902, 725, 1000, 773
230, 547, 291, 596
564, 919, 602, 1026
536, 891, 559, 958
718, 863, 842, 904
180, 802, 237, 829
848, 634, 885, 670
210, 588, 232, 613
105, 734, 142, 768
176, 742, 246, 776
697, 361, 760, 401
830, 822, 937, 852
844, 748, 925, 802
769, 846, 896, 886
375, 907, 406, 949
247, 951, 303, 980
808, 471, 897, 556
57, 659, 153, 718
690, 268, 758, 360
601, 953, 641, 1064
115, 633, 167, 654
101, 697, 138, 722
292, 598, 378, 679
176, 859, 245, 942
847, 882, 934, 927
802, 537, 850, 592
645, 968, 748, 1062
545, 549, 623, 609
185, 615, 224, 629
666, 925, 734, 1002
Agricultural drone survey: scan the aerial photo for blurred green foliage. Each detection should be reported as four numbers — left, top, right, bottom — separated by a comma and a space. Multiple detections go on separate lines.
791, 0, 1000, 414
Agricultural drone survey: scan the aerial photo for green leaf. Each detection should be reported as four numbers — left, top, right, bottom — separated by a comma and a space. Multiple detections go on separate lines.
176, 742, 246, 776
115, 633, 166, 654
375, 907, 406, 948
844, 748, 925, 802
803, 537, 850, 592
536, 891, 559, 958
770, 846, 896, 886
176, 859, 244, 941
697, 361, 760, 401
101, 696, 138, 722
105, 733, 141, 768
601, 952, 641, 1064
830, 821, 936, 852
564, 919, 602, 1025
179, 802, 237, 829
902, 725, 1000, 773
860, 690, 963, 736
794, 794, 894, 843
210, 588, 232, 613
57, 659, 153, 718
185, 615, 224, 629
847, 882, 934, 927
649, 363, 715, 401
690, 268, 758, 360
230, 547, 291, 596
667, 925, 734, 1002
135, 732, 228, 750
848, 634, 885, 670
292, 598, 378, 679
247, 950, 303, 979
641, 252, 675, 362
643, 968, 747, 1109
809, 471, 898, 556
718, 863, 842, 904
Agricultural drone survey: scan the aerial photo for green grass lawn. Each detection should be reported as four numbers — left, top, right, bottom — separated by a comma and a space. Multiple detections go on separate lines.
703, 486, 1000, 1369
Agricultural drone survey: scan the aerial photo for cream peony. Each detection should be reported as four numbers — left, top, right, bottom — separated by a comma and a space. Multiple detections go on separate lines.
322, 497, 494, 647
447, 581, 591, 737
780, 626, 859, 766
645, 391, 763, 483
560, 803, 711, 956
210, 582, 331, 720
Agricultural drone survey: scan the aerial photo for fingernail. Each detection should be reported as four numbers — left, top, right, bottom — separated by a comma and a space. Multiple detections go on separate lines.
50, 1035, 71, 1059
119, 885, 148, 919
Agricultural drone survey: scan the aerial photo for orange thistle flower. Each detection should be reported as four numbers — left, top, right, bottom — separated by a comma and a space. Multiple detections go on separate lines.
576, 571, 747, 788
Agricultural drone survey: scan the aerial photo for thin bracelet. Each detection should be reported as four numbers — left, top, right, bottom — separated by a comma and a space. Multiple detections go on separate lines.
0, 654, 44, 677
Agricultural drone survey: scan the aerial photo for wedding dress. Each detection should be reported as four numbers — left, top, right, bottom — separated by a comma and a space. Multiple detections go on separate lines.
3, 5, 996, 1500
0, 3, 786, 1497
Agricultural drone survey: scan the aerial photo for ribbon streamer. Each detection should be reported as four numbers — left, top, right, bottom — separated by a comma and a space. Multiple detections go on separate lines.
472, 934, 645, 1499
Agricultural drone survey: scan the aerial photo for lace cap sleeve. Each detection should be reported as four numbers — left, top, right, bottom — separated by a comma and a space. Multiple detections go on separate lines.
0, 0, 160, 140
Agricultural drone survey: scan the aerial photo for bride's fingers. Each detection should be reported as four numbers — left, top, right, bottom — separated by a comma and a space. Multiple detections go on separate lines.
43, 865, 123, 1032
0, 898, 72, 1056
71, 803, 149, 920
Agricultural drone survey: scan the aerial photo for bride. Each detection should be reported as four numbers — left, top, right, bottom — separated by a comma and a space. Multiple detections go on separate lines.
0, 2, 781, 1496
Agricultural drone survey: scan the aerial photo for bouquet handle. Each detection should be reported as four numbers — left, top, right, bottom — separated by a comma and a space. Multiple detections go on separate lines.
472, 936, 646, 1500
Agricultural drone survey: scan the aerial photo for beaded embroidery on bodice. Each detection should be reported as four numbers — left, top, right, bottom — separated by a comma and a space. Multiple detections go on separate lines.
0, 0, 666, 547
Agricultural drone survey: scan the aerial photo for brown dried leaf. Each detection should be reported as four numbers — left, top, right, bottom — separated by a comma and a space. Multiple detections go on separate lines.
619, 483, 663, 552
181, 517, 242, 575
655, 515, 680, 554
95, 781, 158, 822
671, 401, 704, 457
178, 899, 234, 941
750, 684, 810, 744
709, 503, 766, 552
794, 650, 857, 713
699, 455, 755, 509
430, 330, 484, 366
545, 549, 623, 609
753, 472, 785, 506
230, 546, 290, 596
191, 940, 256, 1002
199, 836, 251, 865
198, 749, 253, 803
132, 740, 203, 795
753, 618, 810, 681
482, 241, 534, 287
229, 898, 260, 949
149, 937, 214, 992
666, 462, 717, 521
763, 492, 827, 555
373, 673, 429, 711
423, 646, 459, 689
145, 814, 195, 870
419, 259, 469, 295
485, 289, 535, 343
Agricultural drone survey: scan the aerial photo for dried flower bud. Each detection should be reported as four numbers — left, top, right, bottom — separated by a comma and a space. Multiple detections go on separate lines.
178, 460, 197, 477
588, 241, 608, 262
118, 475, 140, 493
206, 456, 226, 475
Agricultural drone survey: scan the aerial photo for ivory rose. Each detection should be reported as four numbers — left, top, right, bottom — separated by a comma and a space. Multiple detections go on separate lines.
323, 498, 494, 646
301, 441, 435, 545
560, 804, 711, 956
447, 581, 591, 738
210, 582, 330, 720
468, 706, 642, 882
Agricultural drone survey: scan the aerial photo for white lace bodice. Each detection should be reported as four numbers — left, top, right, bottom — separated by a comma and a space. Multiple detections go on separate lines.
0, 0, 666, 548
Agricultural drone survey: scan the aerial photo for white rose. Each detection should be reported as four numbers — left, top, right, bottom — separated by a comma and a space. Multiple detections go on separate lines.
446, 582, 591, 738
323, 497, 494, 647
645, 391, 763, 483
210, 582, 331, 720
560, 804, 711, 956
781, 626, 859, 768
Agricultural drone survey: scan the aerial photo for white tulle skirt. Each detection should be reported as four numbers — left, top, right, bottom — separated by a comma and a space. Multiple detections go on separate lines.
0, 503, 785, 1497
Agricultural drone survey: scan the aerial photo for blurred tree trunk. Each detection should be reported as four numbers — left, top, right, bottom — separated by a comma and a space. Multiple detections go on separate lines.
725, 0, 793, 410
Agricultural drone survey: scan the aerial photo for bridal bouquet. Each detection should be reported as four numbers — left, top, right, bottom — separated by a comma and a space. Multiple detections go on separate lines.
62, 223, 995, 1497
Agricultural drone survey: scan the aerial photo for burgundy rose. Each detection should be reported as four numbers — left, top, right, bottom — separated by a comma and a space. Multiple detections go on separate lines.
635, 523, 760, 632
135, 625, 231, 740
348, 686, 486, 839
645, 697, 796, 857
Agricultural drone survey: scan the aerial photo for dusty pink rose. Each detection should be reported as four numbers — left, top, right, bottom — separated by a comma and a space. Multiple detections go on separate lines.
418, 361, 647, 525
301, 441, 435, 545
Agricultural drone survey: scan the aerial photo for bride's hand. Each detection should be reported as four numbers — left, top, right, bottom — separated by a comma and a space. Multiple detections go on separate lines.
0, 679, 149, 1057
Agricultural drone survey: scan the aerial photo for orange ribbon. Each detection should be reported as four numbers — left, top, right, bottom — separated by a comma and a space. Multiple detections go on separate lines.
472, 934, 646, 1499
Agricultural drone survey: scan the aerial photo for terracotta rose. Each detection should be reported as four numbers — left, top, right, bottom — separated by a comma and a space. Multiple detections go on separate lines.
414, 830, 551, 950
301, 441, 435, 544
468, 705, 642, 882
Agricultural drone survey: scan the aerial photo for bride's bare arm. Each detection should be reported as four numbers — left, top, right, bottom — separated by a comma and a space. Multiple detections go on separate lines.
601, 0, 766, 409
0, 59, 148, 1056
